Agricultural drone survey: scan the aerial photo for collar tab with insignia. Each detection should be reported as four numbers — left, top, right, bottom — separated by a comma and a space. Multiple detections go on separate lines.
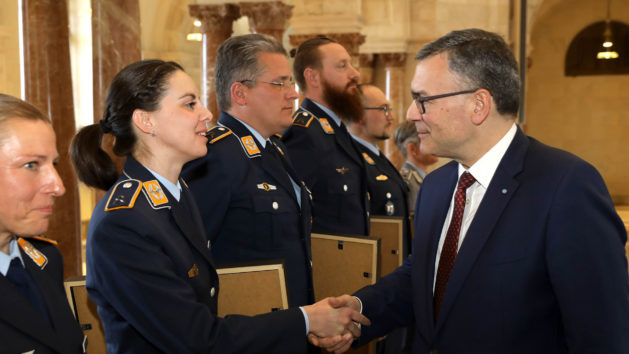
292, 111, 315, 127
318, 118, 335, 134
17, 237, 48, 269
240, 135, 262, 157
105, 179, 142, 211
257, 182, 277, 191
362, 152, 376, 165
142, 180, 170, 209
205, 126, 232, 144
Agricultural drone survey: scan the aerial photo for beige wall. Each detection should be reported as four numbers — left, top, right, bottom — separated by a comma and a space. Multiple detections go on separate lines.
527, 0, 629, 204
0, 0, 21, 97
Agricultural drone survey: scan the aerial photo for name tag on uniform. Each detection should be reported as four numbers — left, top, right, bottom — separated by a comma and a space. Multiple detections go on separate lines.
257, 182, 277, 191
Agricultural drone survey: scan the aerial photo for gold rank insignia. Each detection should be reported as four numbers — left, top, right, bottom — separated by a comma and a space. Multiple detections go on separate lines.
18, 237, 48, 269
362, 153, 376, 165
257, 182, 277, 191
241, 135, 261, 156
143, 180, 168, 206
318, 118, 335, 134
376, 174, 389, 181
188, 264, 199, 278
336, 167, 350, 174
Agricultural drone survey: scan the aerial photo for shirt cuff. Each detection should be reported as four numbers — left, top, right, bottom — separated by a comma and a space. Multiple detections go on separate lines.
354, 296, 363, 313
299, 306, 309, 334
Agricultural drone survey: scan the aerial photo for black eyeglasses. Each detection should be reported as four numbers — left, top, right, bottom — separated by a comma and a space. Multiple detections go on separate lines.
239, 79, 295, 90
364, 105, 393, 115
411, 89, 478, 114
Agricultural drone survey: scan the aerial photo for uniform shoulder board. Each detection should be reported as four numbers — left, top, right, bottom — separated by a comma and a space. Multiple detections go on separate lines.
292, 111, 315, 127
105, 179, 142, 211
30, 235, 58, 245
206, 126, 232, 144
17, 237, 48, 269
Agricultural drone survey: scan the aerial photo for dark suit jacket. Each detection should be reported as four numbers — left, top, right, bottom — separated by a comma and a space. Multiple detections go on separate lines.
87, 157, 307, 353
282, 98, 369, 235
183, 112, 314, 307
354, 128, 629, 353
354, 141, 411, 254
0, 238, 84, 354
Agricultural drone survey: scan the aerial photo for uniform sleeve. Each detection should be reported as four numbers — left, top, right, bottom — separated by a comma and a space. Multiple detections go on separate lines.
88, 214, 307, 354
545, 160, 629, 353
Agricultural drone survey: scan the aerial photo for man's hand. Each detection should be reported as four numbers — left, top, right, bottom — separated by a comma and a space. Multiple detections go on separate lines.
304, 295, 369, 353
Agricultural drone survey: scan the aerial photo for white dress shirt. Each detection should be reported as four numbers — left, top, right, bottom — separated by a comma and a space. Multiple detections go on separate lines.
433, 123, 517, 291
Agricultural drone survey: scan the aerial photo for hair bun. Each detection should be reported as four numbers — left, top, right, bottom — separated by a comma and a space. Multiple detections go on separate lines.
99, 119, 112, 134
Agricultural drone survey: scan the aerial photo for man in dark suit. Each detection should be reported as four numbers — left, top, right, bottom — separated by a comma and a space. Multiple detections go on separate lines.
282, 36, 370, 236
183, 34, 315, 308
315, 28, 629, 353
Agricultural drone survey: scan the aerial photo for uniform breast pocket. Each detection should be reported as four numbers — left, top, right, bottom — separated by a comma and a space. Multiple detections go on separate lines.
252, 193, 299, 249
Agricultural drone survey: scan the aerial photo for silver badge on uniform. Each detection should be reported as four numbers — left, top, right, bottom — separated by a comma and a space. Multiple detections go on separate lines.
385, 200, 395, 216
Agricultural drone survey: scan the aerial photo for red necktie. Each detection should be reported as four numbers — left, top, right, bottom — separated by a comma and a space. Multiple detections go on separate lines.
434, 171, 476, 321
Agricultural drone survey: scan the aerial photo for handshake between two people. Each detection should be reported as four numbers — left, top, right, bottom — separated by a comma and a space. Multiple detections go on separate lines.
303, 295, 368, 353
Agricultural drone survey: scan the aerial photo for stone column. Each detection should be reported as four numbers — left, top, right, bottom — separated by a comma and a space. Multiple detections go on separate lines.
189, 4, 241, 122
359, 53, 374, 84
289, 32, 365, 68
92, 0, 141, 199
381, 52, 407, 169
239, 1, 293, 42
22, 0, 81, 278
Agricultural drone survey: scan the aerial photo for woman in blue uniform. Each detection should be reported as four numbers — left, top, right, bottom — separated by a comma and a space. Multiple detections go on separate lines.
70, 60, 367, 353
0, 94, 84, 353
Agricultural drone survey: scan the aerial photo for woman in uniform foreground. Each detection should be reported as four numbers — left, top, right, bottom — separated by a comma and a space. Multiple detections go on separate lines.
0, 94, 84, 353
70, 59, 368, 353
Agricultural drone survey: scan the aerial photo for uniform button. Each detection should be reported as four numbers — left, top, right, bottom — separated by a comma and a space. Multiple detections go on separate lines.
386, 192, 392, 199
343, 184, 348, 192
367, 211, 370, 217
210, 287, 216, 297
207, 240, 211, 249
310, 260, 313, 267
272, 201, 279, 210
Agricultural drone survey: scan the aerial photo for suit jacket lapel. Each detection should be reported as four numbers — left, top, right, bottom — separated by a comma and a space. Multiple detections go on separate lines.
434, 128, 528, 333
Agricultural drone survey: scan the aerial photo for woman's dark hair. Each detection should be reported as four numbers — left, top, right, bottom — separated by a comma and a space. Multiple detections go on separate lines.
70, 59, 183, 190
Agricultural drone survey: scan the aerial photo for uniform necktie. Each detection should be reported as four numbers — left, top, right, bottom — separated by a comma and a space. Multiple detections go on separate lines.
6, 257, 52, 324
434, 171, 476, 321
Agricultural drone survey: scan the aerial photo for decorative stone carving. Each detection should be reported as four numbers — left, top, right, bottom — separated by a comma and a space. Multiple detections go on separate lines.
289, 32, 365, 68
189, 4, 241, 120
22, 0, 81, 278
239, 1, 293, 42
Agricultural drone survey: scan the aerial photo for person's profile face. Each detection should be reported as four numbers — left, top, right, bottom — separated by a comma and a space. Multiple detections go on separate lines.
362, 86, 394, 141
149, 70, 212, 165
318, 43, 360, 95
0, 118, 65, 238
243, 52, 298, 137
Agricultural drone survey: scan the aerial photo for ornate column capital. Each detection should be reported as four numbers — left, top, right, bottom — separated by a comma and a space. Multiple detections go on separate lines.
189, 3, 241, 34
289, 32, 365, 57
239, 1, 293, 42
381, 52, 407, 68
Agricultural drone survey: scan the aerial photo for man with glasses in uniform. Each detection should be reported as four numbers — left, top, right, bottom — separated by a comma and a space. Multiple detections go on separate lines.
183, 34, 315, 310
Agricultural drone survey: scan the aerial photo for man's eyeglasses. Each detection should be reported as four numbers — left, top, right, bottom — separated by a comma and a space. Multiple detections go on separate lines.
364, 105, 393, 116
411, 89, 478, 114
239, 79, 295, 90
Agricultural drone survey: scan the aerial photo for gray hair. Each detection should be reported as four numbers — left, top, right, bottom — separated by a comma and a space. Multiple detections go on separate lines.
215, 34, 287, 111
416, 28, 520, 116
394, 121, 419, 158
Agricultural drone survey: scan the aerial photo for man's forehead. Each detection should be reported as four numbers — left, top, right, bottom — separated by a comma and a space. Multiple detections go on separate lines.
320, 43, 350, 61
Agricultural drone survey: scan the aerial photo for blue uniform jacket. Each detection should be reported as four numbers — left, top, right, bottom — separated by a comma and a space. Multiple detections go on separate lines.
183, 112, 314, 307
86, 156, 307, 353
354, 141, 411, 254
282, 98, 369, 236
354, 128, 629, 353
0, 237, 85, 354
